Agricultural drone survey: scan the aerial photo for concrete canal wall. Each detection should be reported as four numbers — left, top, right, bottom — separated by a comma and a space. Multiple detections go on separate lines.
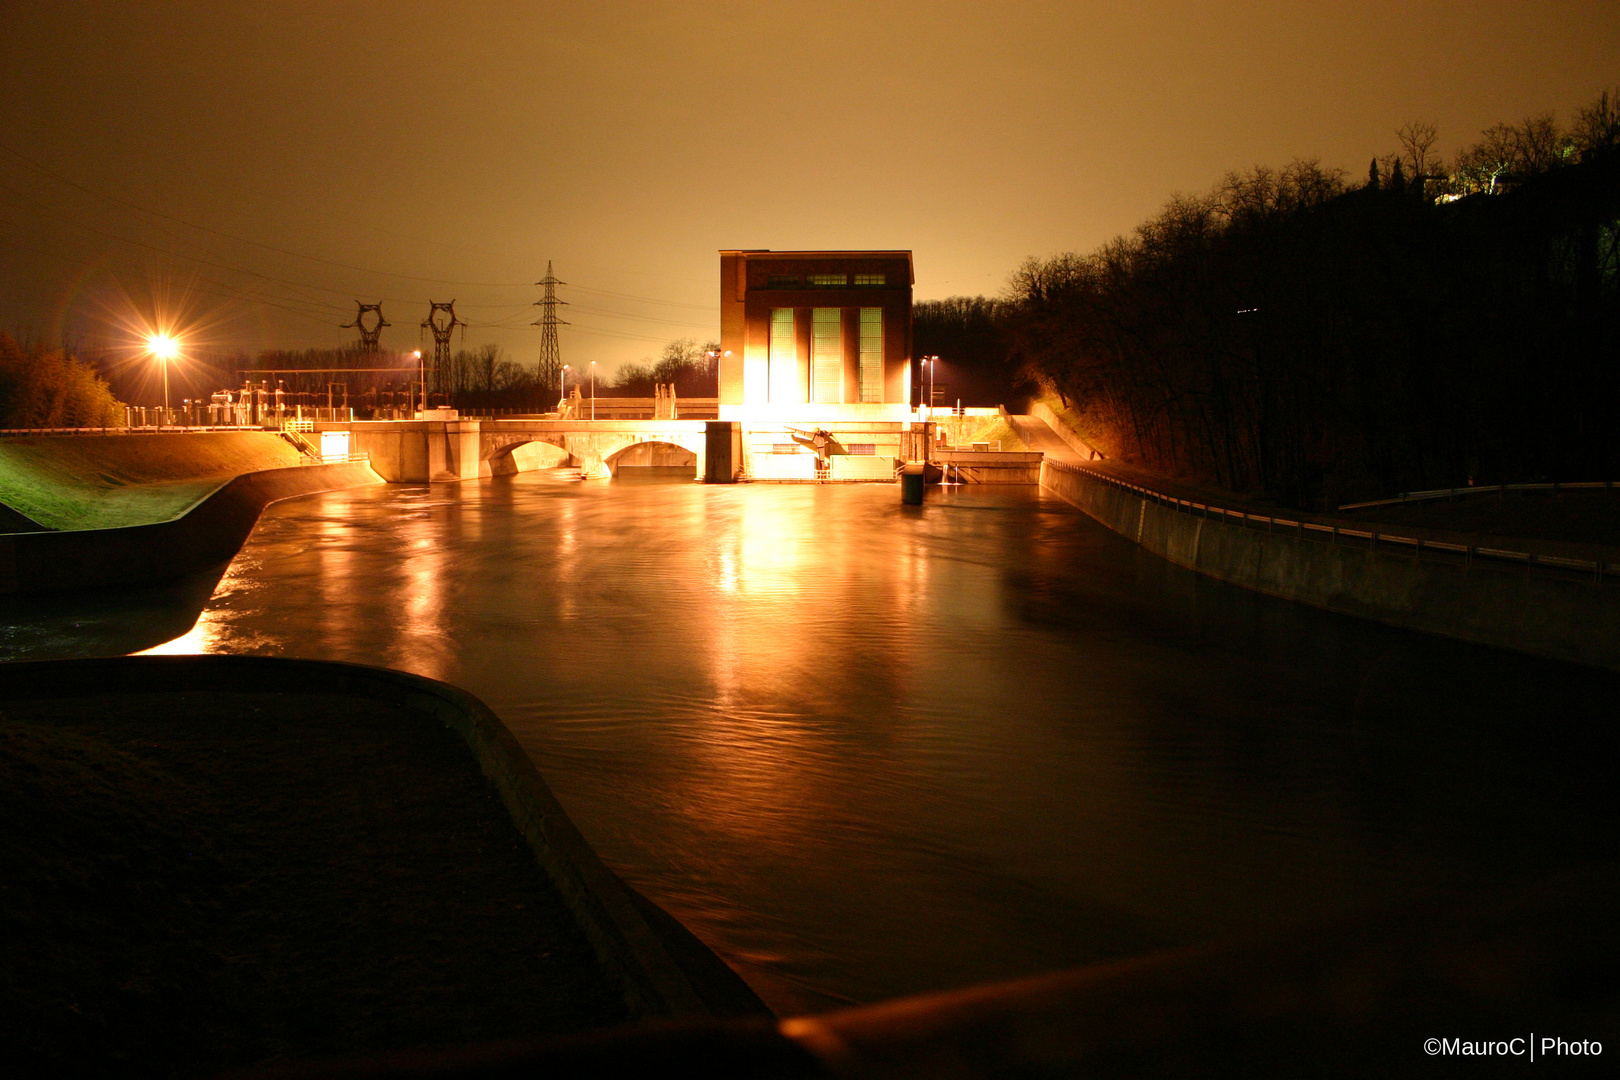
0, 460, 383, 594
1041, 460, 1620, 673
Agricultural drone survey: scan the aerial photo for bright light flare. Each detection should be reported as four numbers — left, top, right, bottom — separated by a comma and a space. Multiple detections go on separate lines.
147, 333, 180, 360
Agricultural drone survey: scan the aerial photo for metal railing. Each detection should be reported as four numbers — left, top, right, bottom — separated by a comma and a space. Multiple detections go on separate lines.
1046, 459, 1619, 586
1340, 480, 1619, 511
1, 424, 260, 435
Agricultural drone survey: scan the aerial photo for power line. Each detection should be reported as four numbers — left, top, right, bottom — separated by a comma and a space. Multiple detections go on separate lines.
0, 140, 536, 289
0, 143, 724, 345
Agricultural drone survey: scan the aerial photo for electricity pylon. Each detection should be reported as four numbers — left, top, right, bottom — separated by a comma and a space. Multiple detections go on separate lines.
343, 302, 389, 352
533, 261, 568, 381
421, 300, 461, 403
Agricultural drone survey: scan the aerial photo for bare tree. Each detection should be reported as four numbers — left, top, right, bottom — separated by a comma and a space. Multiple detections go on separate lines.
1453, 123, 1517, 194
1511, 112, 1573, 175
1573, 86, 1620, 156
1397, 120, 1442, 194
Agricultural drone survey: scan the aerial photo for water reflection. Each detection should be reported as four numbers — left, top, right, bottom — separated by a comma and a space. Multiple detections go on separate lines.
49, 475, 1620, 1015
0, 561, 227, 659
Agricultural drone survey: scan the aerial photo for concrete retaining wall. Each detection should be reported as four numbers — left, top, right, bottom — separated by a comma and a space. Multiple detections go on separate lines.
938, 450, 1043, 484
1029, 400, 1104, 461
1041, 460, 1620, 672
0, 462, 382, 594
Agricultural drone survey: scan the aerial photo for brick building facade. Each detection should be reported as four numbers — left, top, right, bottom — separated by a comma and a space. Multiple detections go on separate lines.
718, 250, 913, 420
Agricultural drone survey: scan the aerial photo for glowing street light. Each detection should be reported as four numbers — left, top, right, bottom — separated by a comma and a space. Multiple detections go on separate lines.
147, 334, 179, 429
589, 360, 596, 420
921, 355, 939, 419
561, 364, 570, 412
414, 350, 424, 415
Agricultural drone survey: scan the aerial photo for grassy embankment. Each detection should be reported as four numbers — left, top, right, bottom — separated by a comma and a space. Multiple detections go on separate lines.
0, 433, 301, 531
936, 414, 1030, 452
0, 689, 630, 1078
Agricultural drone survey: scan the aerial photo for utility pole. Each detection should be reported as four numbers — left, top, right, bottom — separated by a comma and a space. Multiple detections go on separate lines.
421, 300, 461, 410
533, 261, 568, 400
343, 302, 389, 352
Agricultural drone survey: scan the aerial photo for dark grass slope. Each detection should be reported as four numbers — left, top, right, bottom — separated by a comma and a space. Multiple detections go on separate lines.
0, 688, 630, 1079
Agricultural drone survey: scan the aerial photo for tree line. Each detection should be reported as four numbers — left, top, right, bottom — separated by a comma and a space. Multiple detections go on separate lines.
928, 88, 1620, 509
0, 333, 123, 428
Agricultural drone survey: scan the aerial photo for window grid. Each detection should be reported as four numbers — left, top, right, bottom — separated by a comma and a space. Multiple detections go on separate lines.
769, 308, 796, 403
858, 307, 882, 403
808, 273, 846, 287
812, 308, 842, 403
853, 273, 886, 286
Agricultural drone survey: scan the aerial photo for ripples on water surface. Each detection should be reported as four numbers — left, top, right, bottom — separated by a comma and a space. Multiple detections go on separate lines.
109, 474, 1620, 1012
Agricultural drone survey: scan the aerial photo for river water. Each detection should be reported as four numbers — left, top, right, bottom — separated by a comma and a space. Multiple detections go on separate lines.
23, 473, 1620, 1015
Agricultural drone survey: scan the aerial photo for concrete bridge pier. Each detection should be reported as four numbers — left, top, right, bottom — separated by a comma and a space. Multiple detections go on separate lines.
433, 421, 484, 482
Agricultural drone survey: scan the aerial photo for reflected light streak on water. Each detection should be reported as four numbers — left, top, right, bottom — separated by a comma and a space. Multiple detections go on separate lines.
127, 473, 1620, 1015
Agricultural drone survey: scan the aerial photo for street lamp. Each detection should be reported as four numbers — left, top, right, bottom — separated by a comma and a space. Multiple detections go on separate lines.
147, 334, 179, 429
589, 360, 596, 420
920, 355, 939, 419
561, 364, 570, 413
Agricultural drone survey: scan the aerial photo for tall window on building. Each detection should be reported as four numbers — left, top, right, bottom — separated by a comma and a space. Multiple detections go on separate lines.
812, 308, 842, 403
769, 308, 798, 403
858, 308, 883, 402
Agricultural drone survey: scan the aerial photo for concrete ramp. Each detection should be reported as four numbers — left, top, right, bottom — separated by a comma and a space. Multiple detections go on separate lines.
1004, 412, 1090, 465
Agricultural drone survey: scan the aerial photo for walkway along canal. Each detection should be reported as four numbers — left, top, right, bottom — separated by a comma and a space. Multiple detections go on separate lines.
122, 473, 1620, 1015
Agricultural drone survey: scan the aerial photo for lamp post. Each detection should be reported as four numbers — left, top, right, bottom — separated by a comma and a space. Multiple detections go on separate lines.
147, 334, 178, 429
561, 364, 571, 413
589, 360, 596, 420
921, 355, 939, 419
414, 350, 424, 416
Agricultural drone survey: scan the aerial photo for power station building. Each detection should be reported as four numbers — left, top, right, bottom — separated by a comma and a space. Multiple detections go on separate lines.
718, 250, 913, 422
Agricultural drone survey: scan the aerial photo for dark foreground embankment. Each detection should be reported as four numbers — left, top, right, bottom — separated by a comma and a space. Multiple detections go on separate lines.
225, 866, 1620, 1079
0, 656, 760, 1078
1041, 459, 1620, 673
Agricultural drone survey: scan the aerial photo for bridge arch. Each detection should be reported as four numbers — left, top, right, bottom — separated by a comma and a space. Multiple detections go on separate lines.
485, 438, 571, 476
604, 439, 698, 478
477, 426, 707, 479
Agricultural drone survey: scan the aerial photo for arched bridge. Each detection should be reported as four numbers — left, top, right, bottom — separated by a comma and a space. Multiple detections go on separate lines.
331, 416, 712, 483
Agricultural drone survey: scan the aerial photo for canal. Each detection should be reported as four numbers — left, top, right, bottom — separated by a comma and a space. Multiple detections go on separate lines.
25, 473, 1620, 1015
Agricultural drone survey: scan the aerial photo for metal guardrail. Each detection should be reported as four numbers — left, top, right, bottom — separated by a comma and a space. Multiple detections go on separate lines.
1340, 480, 1619, 511
1047, 460, 1618, 586
0, 425, 264, 435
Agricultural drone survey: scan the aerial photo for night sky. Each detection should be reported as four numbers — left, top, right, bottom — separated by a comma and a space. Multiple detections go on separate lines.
1, 2, 1615, 377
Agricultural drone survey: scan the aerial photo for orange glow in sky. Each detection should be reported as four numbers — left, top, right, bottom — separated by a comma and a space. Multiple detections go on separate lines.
1, 3, 1616, 373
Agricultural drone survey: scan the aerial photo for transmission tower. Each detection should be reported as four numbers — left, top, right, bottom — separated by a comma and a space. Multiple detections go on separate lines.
342, 301, 389, 352
533, 261, 568, 381
421, 300, 462, 403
